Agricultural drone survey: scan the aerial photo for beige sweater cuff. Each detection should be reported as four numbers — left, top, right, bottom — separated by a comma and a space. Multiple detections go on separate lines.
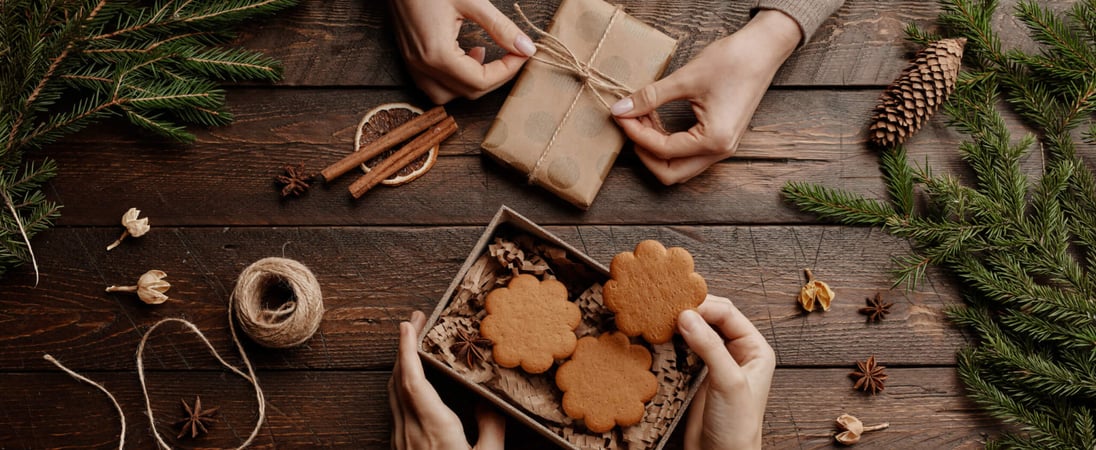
752, 0, 845, 47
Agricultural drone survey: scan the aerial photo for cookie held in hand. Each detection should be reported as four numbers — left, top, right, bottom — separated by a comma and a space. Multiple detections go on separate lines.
556, 332, 657, 433
480, 274, 580, 374
603, 240, 707, 344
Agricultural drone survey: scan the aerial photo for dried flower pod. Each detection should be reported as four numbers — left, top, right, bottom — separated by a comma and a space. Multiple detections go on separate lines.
834, 413, 888, 445
798, 268, 835, 312
106, 270, 171, 304
106, 207, 150, 251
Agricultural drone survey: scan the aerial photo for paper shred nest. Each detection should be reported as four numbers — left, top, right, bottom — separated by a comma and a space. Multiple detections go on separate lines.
422, 232, 702, 449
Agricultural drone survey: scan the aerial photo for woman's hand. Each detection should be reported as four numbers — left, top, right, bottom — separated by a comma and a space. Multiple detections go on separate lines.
678, 295, 776, 450
388, 0, 537, 104
611, 10, 802, 185
389, 311, 506, 450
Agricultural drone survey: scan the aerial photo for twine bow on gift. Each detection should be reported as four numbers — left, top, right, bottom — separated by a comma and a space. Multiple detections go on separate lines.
513, 3, 636, 184
514, 3, 633, 111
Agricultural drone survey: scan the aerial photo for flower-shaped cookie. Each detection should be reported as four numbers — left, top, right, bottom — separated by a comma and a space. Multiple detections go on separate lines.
480, 274, 580, 374
603, 240, 707, 344
555, 332, 657, 433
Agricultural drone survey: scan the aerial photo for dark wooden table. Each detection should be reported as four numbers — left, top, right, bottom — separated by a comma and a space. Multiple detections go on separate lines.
1, 0, 1061, 448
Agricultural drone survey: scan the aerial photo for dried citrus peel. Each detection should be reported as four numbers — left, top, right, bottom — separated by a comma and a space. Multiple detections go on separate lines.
354, 102, 439, 186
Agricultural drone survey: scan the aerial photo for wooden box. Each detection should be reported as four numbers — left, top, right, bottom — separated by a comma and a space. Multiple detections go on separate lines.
418, 206, 707, 449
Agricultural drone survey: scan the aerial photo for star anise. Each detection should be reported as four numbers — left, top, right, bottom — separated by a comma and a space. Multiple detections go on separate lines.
174, 396, 219, 439
274, 162, 313, 197
859, 292, 893, 322
450, 328, 492, 367
850, 355, 888, 395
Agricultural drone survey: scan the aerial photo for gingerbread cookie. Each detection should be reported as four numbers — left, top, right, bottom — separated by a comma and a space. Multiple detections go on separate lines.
480, 274, 580, 374
603, 240, 707, 344
555, 332, 657, 433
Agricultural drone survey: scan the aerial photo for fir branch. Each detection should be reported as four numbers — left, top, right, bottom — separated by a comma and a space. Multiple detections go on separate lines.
905, 23, 943, 47
881, 146, 915, 216
780, 182, 895, 226
1015, 1, 1096, 72
0, 0, 297, 275
786, 1, 1096, 445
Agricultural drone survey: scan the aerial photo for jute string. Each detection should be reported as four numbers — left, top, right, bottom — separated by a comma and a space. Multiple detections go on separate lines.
42, 257, 326, 449
514, 3, 634, 183
232, 257, 324, 349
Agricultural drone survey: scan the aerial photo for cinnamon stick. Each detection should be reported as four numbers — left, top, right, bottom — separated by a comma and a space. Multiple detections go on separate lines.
321, 106, 447, 182
349, 116, 458, 198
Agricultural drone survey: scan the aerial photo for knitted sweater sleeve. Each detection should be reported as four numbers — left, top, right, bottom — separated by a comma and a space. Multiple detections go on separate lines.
751, 0, 845, 46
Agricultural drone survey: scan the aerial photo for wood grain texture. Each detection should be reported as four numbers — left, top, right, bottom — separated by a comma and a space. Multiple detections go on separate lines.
0, 367, 997, 449
229, 0, 1068, 87
1, 225, 964, 371
48, 87, 1048, 227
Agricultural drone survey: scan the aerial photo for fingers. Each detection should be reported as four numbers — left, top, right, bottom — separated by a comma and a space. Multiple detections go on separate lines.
468, 46, 486, 64
457, 0, 536, 57
611, 71, 690, 118
437, 52, 529, 98
697, 298, 776, 375
409, 310, 427, 332
682, 379, 709, 447
473, 403, 506, 450
397, 313, 456, 426
634, 146, 726, 185
677, 308, 745, 387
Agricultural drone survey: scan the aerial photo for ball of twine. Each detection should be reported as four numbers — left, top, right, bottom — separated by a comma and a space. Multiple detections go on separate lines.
233, 257, 324, 349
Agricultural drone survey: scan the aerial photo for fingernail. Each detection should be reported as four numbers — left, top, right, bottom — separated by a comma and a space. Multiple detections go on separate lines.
611, 98, 633, 116
411, 310, 424, 322
515, 35, 536, 57
678, 309, 703, 334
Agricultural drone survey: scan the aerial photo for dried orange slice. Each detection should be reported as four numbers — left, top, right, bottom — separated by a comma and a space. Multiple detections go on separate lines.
354, 102, 439, 186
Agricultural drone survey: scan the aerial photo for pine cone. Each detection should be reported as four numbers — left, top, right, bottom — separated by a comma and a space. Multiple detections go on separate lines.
869, 38, 967, 148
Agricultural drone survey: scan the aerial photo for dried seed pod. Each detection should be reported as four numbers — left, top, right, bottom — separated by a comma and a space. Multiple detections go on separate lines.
106, 207, 150, 251
106, 270, 171, 304
798, 268, 835, 312
834, 413, 888, 445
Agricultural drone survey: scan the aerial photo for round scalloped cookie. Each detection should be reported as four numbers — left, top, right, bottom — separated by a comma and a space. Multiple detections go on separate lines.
480, 274, 580, 374
555, 332, 657, 433
603, 240, 707, 344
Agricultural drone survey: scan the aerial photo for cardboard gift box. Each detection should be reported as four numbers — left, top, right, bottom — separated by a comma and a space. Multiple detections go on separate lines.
418, 206, 707, 450
481, 0, 678, 209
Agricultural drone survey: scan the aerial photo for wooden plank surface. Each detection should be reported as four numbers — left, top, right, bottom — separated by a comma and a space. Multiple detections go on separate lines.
231, 0, 1060, 87
48, 87, 1042, 227
0, 367, 994, 449
6, 0, 1071, 447
1, 225, 964, 371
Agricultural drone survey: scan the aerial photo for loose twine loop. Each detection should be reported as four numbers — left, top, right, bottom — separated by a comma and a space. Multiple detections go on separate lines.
43, 256, 324, 449
514, 3, 635, 183
233, 257, 324, 349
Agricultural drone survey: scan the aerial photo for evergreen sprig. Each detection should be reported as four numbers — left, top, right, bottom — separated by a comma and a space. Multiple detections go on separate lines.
781, 0, 1096, 447
0, 0, 296, 275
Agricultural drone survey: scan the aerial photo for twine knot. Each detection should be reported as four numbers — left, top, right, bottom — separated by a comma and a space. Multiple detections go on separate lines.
513, 3, 634, 183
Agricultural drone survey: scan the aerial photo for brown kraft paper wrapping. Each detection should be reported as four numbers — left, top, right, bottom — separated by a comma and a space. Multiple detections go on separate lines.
481, 0, 678, 209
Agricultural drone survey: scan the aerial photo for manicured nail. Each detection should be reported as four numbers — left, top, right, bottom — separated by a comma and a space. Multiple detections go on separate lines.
678, 309, 703, 334
515, 35, 537, 57
611, 98, 633, 116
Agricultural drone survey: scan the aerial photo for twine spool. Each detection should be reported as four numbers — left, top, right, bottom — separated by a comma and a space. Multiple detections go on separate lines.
232, 257, 324, 349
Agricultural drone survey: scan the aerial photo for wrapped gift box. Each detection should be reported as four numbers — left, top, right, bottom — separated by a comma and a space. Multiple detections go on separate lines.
418, 206, 707, 450
482, 0, 678, 209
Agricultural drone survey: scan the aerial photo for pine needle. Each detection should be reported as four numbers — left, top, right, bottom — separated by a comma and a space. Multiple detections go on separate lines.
2, 190, 37, 286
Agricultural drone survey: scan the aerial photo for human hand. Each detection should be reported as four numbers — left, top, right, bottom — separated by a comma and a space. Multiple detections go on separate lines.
611, 10, 802, 185
388, 0, 537, 104
389, 310, 506, 450
677, 295, 776, 450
